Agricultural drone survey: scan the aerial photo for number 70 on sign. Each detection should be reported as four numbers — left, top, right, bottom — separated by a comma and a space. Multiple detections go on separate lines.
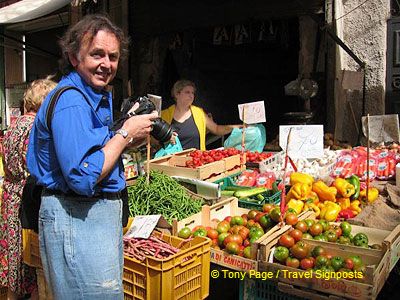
238, 101, 266, 124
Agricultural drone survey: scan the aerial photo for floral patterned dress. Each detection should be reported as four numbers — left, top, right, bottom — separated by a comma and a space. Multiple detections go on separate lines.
0, 113, 37, 296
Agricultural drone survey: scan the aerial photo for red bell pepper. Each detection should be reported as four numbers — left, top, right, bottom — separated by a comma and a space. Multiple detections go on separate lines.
338, 208, 356, 220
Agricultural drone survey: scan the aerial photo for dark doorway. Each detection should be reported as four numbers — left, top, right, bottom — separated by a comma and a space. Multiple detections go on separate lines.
161, 18, 300, 142
386, 17, 400, 114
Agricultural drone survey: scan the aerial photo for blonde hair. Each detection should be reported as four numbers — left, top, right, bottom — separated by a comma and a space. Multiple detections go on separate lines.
24, 76, 57, 113
171, 79, 196, 100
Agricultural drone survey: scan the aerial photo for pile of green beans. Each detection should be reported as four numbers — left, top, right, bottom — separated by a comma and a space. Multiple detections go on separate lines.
127, 170, 203, 224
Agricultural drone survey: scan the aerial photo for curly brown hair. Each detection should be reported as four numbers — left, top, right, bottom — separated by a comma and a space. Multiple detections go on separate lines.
58, 14, 129, 75
24, 77, 57, 113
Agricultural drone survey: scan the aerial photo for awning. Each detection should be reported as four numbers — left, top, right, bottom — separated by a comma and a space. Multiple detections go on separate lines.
0, 0, 70, 23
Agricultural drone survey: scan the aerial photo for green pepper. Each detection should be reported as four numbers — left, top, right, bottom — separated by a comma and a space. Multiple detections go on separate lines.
353, 233, 369, 247
346, 175, 360, 200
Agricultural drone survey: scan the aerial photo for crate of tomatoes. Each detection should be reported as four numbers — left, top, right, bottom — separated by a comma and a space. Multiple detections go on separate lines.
257, 218, 394, 300
147, 148, 244, 182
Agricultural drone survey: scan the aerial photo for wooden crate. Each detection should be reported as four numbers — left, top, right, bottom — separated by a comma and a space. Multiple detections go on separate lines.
175, 196, 313, 272
207, 197, 255, 272
296, 214, 400, 273
258, 229, 392, 300
0, 286, 6, 300
22, 229, 42, 269
36, 268, 53, 300
171, 196, 237, 235
146, 148, 242, 182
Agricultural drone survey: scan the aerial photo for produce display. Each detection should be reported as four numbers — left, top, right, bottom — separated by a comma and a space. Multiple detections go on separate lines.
234, 169, 276, 188
285, 218, 379, 249
123, 234, 180, 261
127, 170, 203, 223
331, 146, 400, 180
262, 149, 339, 180
119, 144, 397, 299
244, 150, 274, 163
185, 148, 240, 168
273, 241, 366, 275
177, 204, 298, 259
285, 172, 379, 221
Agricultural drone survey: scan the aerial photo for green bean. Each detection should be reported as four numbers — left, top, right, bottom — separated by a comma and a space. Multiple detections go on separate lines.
127, 170, 204, 223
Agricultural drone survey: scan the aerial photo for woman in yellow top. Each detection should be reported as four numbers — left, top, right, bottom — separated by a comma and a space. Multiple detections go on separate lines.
161, 79, 239, 150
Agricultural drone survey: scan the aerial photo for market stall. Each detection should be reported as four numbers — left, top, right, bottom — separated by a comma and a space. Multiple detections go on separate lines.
19, 126, 400, 300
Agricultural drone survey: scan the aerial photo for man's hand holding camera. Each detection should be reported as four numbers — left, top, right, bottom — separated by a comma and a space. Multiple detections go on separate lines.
121, 102, 158, 147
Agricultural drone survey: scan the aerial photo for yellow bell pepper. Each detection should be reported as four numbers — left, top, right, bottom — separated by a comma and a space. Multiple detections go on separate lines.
312, 180, 337, 202
336, 197, 350, 210
287, 199, 305, 215
290, 172, 314, 187
303, 202, 321, 217
287, 183, 312, 200
334, 178, 355, 198
319, 201, 341, 221
350, 200, 362, 215
359, 188, 379, 203
304, 191, 319, 204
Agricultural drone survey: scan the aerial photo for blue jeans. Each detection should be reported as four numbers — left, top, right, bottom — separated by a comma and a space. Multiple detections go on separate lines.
39, 192, 123, 300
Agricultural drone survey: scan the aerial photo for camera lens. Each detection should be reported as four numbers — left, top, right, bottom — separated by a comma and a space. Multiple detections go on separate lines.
152, 118, 173, 143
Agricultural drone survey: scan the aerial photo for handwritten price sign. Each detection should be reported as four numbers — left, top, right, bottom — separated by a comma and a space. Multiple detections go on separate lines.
238, 101, 266, 124
279, 125, 324, 159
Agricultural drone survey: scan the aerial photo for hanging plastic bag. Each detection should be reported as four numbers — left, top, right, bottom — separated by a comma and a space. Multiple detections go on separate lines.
224, 124, 266, 153
154, 137, 183, 158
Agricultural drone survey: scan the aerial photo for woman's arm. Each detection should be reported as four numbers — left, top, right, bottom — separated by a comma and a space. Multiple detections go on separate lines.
205, 114, 241, 136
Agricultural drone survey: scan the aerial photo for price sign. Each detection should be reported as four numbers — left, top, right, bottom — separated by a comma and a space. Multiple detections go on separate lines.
124, 215, 161, 239
279, 125, 324, 159
238, 101, 266, 124
147, 94, 162, 115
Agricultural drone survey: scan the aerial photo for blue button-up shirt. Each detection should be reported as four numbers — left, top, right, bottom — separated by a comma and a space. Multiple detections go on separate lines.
27, 71, 125, 196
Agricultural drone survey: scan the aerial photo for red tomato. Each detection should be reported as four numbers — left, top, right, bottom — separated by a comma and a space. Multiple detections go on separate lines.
295, 221, 308, 233
300, 258, 314, 270
286, 257, 300, 268
238, 227, 250, 240
344, 258, 354, 270
278, 234, 295, 248
224, 234, 243, 246
289, 229, 303, 242
285, 213, 298, 225
207, 229, 219, 240
225, 242, 240, 254
290, 241, 309, 259
309, 223, 324, 236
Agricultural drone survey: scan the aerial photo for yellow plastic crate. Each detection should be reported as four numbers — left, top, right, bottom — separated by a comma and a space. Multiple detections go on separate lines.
0, 286, 6, 300
123, 233, 211, 300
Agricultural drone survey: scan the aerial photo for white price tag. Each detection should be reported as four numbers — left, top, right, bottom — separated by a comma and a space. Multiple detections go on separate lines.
124, 215, 161, 239
147, 94, 162, 115
238, 101, 266, 124
279, 125, 324, 159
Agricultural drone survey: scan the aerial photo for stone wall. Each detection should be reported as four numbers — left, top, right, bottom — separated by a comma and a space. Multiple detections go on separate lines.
334, 0, 390, 144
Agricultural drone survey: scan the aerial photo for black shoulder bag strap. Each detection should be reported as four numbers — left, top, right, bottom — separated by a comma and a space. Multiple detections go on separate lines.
44, 85, 130, 227
20, 86, 88, 233
45, 86, 89, 131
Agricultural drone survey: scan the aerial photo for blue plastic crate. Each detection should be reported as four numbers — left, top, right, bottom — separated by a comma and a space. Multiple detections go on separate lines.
239, 278, 304, 300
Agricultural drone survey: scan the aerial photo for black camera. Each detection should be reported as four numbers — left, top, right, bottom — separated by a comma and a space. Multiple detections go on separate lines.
114, 96, 173, 143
